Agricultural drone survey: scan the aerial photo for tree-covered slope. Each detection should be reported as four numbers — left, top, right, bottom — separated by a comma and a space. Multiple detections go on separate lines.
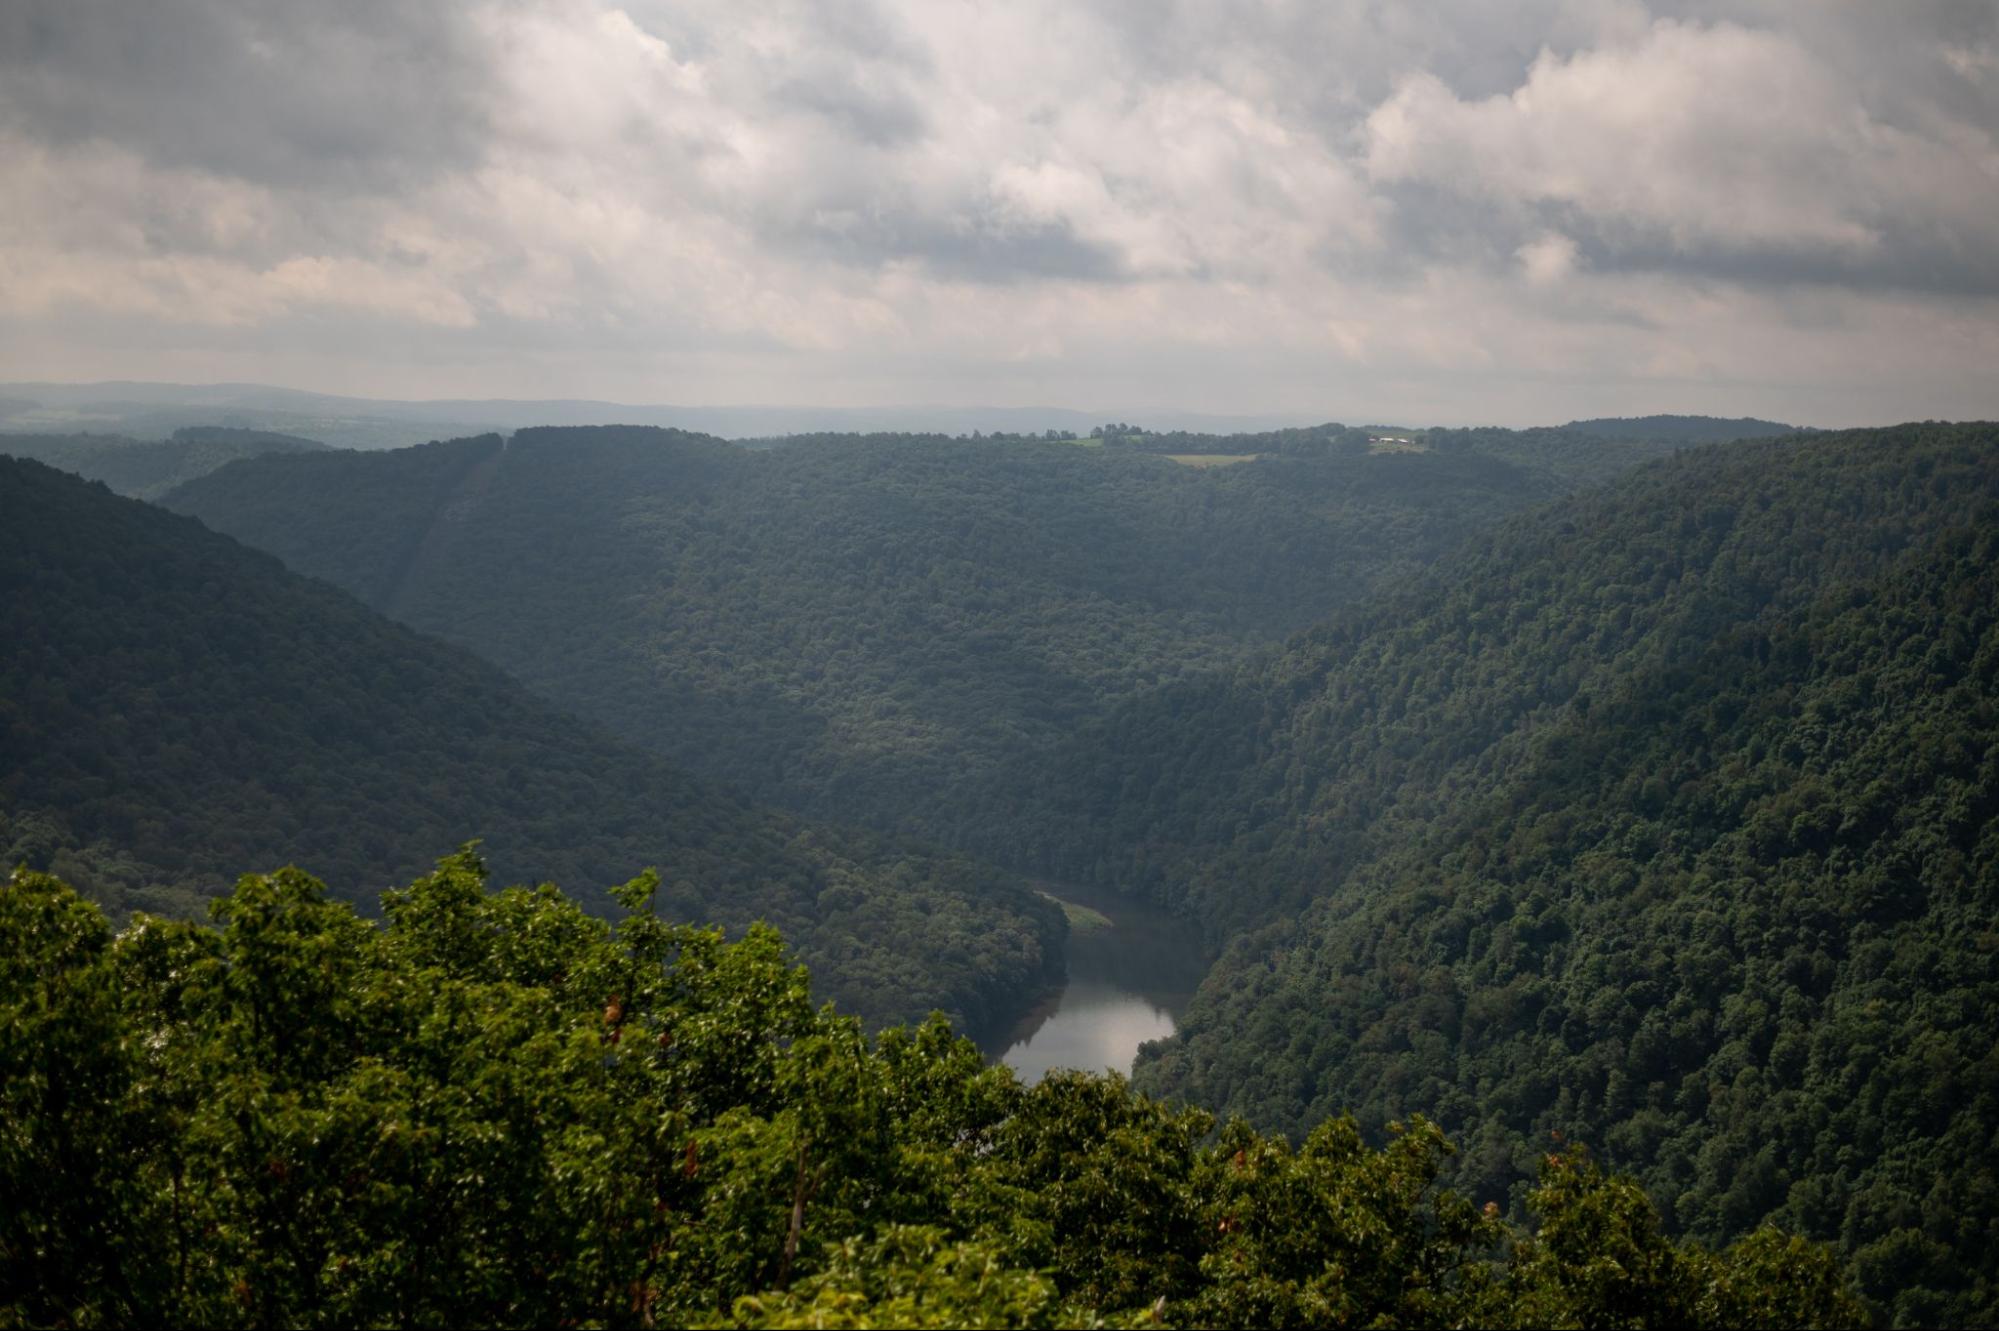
2, 858, 1861, 1328
164, 425, 1628, 839
0, 458, 1058, 1032
1561, 414, 1804, 444
1418, 425, 1693, 490
0, 426, 327, 499
986, 422, 1998, 1326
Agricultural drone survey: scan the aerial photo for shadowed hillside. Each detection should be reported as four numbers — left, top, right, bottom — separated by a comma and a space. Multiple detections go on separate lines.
0, 458, 1060, 1032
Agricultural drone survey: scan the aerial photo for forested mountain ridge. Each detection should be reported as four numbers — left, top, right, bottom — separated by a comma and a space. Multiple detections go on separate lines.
0, 458, 1059, 1032
975, 422, 1997, 1326
0, 426, 327, 499
162, 424, 1657, 841
1561, 414, 1805, 443
987, 426, 1997, 911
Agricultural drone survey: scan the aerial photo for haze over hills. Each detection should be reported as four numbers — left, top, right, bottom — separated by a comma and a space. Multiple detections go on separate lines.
1560, 415, 1807, 444
0, 380, 1330, 450
160, 421, 1684, 841
0, 456, 1060, 1032
0, 380, 1819, 450
0, 426, 328, 499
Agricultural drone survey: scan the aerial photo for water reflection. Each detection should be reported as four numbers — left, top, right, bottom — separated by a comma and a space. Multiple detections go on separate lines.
983, 886, 1210, 1084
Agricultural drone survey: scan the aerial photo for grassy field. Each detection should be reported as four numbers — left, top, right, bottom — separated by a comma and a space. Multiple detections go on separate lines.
1164, 453, 1261, 467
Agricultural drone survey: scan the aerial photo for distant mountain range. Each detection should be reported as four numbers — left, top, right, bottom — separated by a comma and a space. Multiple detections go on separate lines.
0, 380, 1324, 449
1560, 414, 1805, 443
0, 426, 328, 499
0, 380, 1807, 450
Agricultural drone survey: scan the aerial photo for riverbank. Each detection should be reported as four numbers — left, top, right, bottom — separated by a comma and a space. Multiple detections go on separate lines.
981, 883, 1212, 1083
1037, 889, 1112, 933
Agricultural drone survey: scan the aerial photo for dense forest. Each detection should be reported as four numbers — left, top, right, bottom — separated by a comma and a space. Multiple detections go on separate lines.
0, 458, 1059, 1033
3, 858, 1861, 1328
162, 423, 1669, 839
1560, 415, 1805, 444
11, 416, 1994, 1324
969, 424, 1997, 1327
0, 426, 327, 498
1071, 415, 1790, 471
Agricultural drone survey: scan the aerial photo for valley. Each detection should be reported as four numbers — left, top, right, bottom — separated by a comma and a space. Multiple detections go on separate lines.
5, 413, 1993, 1326
10, 6, 1991, 1322
982, 884, 1211, 1085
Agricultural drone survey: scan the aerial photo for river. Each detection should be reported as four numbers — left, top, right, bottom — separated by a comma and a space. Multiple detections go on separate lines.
980, 885, 1212, 1084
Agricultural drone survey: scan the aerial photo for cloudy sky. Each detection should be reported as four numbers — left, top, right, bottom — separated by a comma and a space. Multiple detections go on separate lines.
3, 0, 1996, 426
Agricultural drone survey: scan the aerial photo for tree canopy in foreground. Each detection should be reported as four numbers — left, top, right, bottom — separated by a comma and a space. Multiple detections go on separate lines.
2, 853, 1860, 1328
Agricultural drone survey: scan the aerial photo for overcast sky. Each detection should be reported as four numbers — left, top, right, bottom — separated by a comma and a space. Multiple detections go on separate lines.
3, 0, 1996, 426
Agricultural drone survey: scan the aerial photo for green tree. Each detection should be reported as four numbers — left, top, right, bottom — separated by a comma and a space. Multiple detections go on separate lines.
3, 857, 1860, 1328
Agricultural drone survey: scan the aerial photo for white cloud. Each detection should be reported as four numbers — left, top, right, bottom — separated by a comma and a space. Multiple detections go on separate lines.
1365, 20, 1999, 278
1517, 232, 1579, 285
1942, 43, 1996, 84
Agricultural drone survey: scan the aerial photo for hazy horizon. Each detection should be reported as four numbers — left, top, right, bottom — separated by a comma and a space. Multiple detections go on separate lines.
4, 2, 1996, 425
0, 375, 1849, 445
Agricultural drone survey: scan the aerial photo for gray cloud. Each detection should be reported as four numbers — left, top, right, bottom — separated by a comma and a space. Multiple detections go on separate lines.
783, 202, 1127, 285
0, 0, 499, 190
0, 0, 1994, 425
772, 75, 929, 149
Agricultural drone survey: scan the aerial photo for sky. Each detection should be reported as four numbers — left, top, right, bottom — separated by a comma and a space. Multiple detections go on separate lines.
3, 0, 1997, 427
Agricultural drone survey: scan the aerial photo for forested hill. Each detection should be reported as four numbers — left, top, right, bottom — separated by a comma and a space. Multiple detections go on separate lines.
985, 422, 1997, 1326
1560, 414, 1803, 443
163, 424, 1653, 841
0, 426, 326, 499
0, 458, 1060, 1032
